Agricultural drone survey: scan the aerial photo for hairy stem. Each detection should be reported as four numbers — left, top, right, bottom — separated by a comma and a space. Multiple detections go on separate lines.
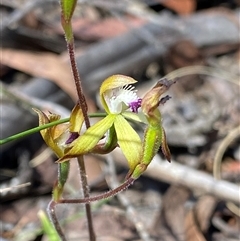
48, 200, 67, 241
67, 41, 90, 129
59, 177, 135, 204
77, 156, 96, 241
66, 30, 94, 240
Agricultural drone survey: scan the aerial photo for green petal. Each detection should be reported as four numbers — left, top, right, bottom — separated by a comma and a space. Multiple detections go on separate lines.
114, 115, 142, 171
122, 111, 147, 124
69, 104, 84, 133
57, 114, 116, 162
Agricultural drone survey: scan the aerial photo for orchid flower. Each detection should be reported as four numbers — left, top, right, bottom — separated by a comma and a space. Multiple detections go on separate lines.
57, 75, 143, 173
34, 105, 84, 201
36, 75, 174, 182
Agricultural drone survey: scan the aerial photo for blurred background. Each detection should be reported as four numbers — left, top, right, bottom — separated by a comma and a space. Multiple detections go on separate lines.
1, 0, 240, 240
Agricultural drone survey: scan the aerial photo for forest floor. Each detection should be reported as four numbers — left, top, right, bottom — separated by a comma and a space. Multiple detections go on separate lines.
1, 1, 240, 241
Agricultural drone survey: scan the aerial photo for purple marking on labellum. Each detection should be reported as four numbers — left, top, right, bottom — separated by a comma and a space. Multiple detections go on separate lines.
129, 98, 142, 113
65, 132, 79, 144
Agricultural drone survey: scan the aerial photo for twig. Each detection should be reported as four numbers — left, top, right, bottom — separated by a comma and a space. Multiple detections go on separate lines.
164, 66, 239, 86
112, 149, 240, 204
0, 151, 32, 200
0, 82, 71, 117
213, 126, 240, 216
0, 182, 31, 194
29, 147, 53, 167
106, 154, 154, 241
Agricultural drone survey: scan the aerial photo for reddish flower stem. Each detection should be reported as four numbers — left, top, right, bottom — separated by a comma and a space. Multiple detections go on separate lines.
67, 41, 90, 128
59, 177, 135, 204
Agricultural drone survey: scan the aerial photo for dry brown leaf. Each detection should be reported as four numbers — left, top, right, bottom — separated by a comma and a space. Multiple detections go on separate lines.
161, 0, 196, 14
72, 17, 145, 41
185, 196, 217, 241
0, 48, 78, 100
151, 185, 190, 241
185, 209, 207, 241
60, 205, 137, 240
222, 159, 240, 173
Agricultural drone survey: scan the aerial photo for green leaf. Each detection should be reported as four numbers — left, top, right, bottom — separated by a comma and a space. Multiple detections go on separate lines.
114, 115, 141, 171
0, 113, 106, 146
60, 0, 77, 41
38, 210, 60, 241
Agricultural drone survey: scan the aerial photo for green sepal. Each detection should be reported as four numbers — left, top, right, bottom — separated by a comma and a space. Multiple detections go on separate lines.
122, 111, 147, 124
141, 124, 162, 165
93, 125, 118, 154
130, 122, 162, 179
114, 115, 141, 172
57, 114, 116, 162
